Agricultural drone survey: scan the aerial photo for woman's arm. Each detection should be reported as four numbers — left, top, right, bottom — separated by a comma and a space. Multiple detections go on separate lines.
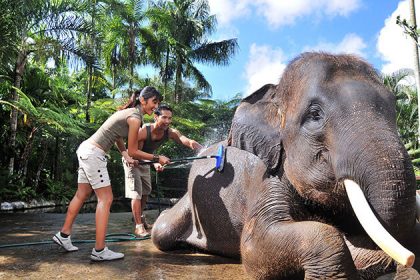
127, 117, 170, 165
115, 137, 138, 166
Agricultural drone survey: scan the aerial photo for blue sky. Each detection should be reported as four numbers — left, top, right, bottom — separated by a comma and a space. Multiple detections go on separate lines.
196, 0, 419, 100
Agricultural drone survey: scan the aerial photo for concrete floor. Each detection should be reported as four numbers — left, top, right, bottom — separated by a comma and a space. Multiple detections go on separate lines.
0, 211, 249, 280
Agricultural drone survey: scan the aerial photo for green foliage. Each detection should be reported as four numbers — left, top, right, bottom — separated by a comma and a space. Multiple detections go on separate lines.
0, 168, 36, 201
382, 71, 419, 173
44, 177, 73, 203
0, 0, 19, 74
2, 0, 419, 203
0, 0, 237, 203
147, 0, 238, 101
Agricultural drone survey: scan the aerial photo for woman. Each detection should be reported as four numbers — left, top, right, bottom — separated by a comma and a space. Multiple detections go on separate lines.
52, 86, 170, 261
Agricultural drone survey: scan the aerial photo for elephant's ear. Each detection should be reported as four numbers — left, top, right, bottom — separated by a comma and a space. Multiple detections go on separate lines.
228, 84, 282, 174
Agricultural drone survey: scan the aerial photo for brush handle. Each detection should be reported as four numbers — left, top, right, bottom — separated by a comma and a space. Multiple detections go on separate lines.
170, 155, 215, 162
138, 155, 215, 165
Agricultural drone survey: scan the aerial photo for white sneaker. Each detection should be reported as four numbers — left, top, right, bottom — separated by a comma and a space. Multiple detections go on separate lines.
52, 232, 78, 252
90, 247, 124, 261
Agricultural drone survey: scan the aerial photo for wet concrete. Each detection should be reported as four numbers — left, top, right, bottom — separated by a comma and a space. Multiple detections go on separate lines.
0, 211, 249, 280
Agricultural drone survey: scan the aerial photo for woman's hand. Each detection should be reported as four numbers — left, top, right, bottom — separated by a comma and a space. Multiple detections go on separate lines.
157, 155, 170, 165
125, 156, 139, 167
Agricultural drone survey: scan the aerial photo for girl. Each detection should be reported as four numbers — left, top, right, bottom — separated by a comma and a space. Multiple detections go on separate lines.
53, 86, 170, 261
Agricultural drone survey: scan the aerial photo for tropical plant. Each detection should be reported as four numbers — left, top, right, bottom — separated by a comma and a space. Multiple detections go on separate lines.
0, 0, 20, 74
5, 0, 95, 175
396, 3, 420, 144
382, 70, 419, 171
147, 0, 238, 102
101, 0, 158, 94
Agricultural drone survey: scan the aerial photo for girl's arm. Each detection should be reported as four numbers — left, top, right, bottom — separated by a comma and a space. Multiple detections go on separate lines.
115, 137, 138, 166
127, 117, 170, 165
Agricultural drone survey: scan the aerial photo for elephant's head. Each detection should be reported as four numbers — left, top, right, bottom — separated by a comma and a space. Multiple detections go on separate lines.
229, 52, 418, 264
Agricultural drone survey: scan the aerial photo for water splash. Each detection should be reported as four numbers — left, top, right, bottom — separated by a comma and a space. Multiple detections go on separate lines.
195, 126, 229, 157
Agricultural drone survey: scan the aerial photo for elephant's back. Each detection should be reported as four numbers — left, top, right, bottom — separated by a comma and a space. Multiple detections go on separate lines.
187, 143, 268, 256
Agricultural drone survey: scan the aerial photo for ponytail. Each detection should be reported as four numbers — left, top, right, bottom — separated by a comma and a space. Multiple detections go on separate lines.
119, 89, 142, 110
119, 86, 162, 110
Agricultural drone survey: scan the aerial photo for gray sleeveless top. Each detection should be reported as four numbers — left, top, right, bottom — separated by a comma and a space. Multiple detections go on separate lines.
89, 106, 143, 152
142, 124, 169, 154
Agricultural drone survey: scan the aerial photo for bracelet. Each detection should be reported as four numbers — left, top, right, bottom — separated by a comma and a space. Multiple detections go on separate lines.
153, 154, 159, 161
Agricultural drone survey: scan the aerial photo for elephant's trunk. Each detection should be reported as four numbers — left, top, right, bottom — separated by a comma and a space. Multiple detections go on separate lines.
344, 179, 415, 267
335, 122, 417, 259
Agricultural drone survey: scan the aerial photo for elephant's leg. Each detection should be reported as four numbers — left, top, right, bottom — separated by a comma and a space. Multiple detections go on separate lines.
345, 224, 420, 279
241, 220, 358, 280
345, 236, 395, 279
151, 194, 192, 251
396, 223, 420, 279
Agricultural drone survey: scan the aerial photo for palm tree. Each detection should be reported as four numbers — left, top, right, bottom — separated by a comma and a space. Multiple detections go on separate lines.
101, 0, 158, 93
6, 0, 94, 174
148, 0, 238, 103
382, 70, 419, 168
0, 0, 20, 74
396, 1, 420, 144
408, 0, 420, 144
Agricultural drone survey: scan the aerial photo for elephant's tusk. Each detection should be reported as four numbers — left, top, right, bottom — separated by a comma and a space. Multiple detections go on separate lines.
344, 179, 415, 267
416, 192, 420, 222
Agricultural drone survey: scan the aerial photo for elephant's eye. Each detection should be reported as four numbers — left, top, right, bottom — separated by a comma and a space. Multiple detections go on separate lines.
310, 109, 322, 121
303, 105, 324, 129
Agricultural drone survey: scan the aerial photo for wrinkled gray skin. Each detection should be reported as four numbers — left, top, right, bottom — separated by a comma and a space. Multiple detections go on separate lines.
152, 53, 420, 279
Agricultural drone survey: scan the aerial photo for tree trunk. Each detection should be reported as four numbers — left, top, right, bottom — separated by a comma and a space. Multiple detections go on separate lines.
86, 64, 92, 122
34, 137, 48, 191
163, 46, 170, 96
53, 136, 60, 180
112, 66, 116, 99
409, 0, 420, 144
9, 50, 27, 175
129, 24, 135, 92
20, 126, 38, 179
85, 0, 96, 122
175, 59, 182, 103
129, 63, 134, 92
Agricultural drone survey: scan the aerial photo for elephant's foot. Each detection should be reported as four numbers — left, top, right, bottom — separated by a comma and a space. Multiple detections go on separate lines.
345, 222, 420, 279
393, 265, 420, 280
241, 220, 358, 279
345, 235, 396, 280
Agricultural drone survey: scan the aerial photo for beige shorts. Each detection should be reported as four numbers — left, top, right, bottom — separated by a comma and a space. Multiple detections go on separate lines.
76, 141, 111, 189
123, 158, 152, 199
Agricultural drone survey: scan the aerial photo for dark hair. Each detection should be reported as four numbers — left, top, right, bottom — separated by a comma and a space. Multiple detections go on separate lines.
140, 86, 162, 101
119, 86, 162, 110
155, 104, 172, 116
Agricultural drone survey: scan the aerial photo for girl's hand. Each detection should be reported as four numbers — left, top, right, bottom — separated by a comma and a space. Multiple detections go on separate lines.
125, 156, 138, 167
158, 155, 170, 165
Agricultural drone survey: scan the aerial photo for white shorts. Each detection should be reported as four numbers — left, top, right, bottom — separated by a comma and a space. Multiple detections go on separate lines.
76, 141, 111, 189
123, 158, 152, 199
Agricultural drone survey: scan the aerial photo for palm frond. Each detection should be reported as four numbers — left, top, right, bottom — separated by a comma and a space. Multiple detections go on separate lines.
186, 64, 212, 93
192, 39, 238, 66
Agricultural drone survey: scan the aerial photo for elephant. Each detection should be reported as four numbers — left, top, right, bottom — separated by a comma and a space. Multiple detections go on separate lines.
152, 52, 420, 279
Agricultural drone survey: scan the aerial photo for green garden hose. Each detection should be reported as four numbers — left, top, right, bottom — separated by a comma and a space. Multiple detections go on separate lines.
0, 233, 150, 249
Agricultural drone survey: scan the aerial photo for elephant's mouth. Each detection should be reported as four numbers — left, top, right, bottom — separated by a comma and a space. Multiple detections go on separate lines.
344, 179, 419, 267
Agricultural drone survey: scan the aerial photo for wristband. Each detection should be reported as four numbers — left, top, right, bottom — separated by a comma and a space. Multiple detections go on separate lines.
153, 154, 159, 161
